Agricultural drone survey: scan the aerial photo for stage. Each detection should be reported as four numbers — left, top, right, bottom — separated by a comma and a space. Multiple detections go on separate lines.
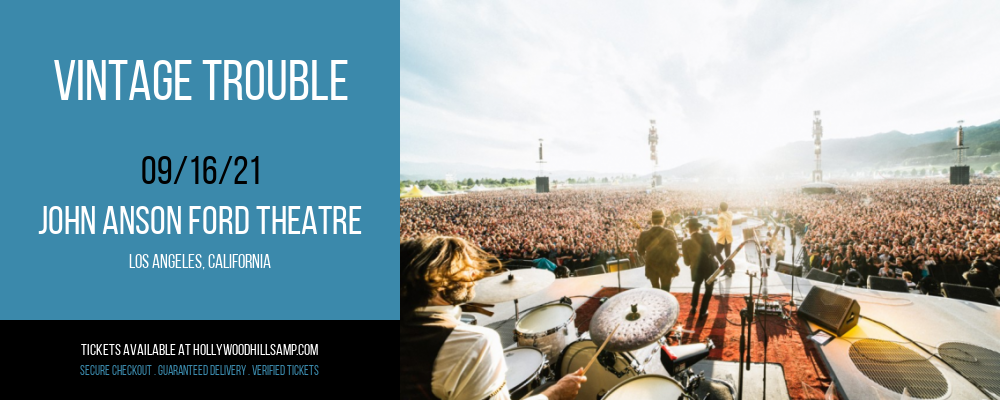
480, 252, 1000, 399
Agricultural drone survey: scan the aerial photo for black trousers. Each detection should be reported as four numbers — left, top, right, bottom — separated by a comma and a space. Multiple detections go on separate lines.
649, 276, 672, 291
691, 277, 714, 312
717, 242, 733, 275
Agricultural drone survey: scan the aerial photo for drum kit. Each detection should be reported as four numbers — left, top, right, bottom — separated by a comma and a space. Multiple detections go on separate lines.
472, 269, 734, 400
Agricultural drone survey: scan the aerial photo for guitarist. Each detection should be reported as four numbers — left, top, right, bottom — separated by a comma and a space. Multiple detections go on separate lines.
635, 209, 680, 291
683, 218, 725, 318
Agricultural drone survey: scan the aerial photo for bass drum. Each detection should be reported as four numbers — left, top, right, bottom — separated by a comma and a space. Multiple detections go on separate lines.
557, 340, 639, 400
602, 374, 685, 400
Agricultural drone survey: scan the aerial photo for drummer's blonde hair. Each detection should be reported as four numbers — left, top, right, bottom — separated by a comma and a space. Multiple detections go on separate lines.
401, 236, 494, 319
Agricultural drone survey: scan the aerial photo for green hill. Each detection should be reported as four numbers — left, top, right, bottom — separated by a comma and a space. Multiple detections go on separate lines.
663, 119, 1000, 178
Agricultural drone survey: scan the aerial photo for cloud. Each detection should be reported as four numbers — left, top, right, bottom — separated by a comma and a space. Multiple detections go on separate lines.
401, 0, 1000, 173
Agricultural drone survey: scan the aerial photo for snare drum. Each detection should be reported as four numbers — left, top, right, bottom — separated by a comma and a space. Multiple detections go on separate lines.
503, 347, 545, 399
557, 339, 643, 400
515, 303, 577, 362
602, 374, 685, 400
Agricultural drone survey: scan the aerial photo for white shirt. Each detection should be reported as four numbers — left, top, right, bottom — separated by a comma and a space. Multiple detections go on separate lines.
417, 305, 547, 400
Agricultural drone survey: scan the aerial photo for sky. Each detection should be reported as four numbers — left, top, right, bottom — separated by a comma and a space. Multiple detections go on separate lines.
401, 1, 1000, 174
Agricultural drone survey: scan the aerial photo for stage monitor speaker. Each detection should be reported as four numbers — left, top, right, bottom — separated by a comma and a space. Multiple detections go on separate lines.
535, 177, 550, 193
941, 283, 1000, 306
804, 268, 843, 285
607, 259, 631, 273
867, 276, 909, 293
950, 166, 970, 185
574, 265, 606, 277
798, 286, 860, 337
776, 261, 802, 277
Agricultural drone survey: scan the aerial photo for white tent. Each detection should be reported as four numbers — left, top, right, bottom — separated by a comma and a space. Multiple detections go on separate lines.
421, 185, 443, 197
469, 184, 489, 192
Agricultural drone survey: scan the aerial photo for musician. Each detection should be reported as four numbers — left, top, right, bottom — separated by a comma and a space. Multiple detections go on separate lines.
636, 209, 680, 291
683, 219, 724, 318
400, 236, 587, 400
711, 202, 734, 277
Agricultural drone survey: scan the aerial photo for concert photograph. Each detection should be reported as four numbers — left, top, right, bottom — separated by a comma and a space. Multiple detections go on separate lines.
400, 2, 1000, 399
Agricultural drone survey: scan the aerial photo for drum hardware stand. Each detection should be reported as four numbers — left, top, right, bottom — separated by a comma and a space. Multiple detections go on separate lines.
677, 369, 705, 397
500, 273, 525, 324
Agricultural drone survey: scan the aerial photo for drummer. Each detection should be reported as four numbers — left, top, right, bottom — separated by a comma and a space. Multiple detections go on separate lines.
401, 236, 587, 400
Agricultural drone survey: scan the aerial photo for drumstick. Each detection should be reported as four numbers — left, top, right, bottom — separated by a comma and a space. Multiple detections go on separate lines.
582, 322, 621, 375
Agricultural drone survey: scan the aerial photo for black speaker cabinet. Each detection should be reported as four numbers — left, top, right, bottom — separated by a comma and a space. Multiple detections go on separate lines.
574, 265, 606, 277
941, 283, 1000, 306
798, 287, 861, 337
867, 276, 910, 293
950, 166, 970, 185
805, 268, 843, 285
535, 177, 550, 193
776, 261, 802, 277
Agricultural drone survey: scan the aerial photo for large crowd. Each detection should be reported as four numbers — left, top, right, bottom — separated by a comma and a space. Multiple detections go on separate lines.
399, 179, 1000, 293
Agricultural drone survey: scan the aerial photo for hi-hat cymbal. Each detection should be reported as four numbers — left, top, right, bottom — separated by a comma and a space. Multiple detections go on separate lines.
471, 269, 555, 304
590, 289, 679, 352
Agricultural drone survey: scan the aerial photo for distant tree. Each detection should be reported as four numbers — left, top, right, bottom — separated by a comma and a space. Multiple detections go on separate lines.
920, 168, 926, 176
465, 178, 474, 186
978, 141, 1000, 155
984, 166, 994, 175
501, 178, 507, 184
941, 168, 948, 175
910, 168, 917, 176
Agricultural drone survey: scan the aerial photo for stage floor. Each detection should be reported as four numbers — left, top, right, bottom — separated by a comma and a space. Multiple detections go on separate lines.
480, 254, 1000, 399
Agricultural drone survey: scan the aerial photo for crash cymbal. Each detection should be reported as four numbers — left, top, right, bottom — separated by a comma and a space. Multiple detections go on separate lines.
589, 288, 679, 352
471, 269, 555, 304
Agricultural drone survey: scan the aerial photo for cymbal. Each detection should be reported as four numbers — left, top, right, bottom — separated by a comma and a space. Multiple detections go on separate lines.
590, 289, 679, 352
471, 269, 555, 304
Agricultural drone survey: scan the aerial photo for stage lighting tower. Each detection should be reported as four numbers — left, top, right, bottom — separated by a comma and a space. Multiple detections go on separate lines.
649, 120, 659, 187
812, 111, 823, 182
951, 120, 970, 185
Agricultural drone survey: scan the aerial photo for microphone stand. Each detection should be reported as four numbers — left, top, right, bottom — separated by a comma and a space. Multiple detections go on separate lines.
753, 230, 769, 400
738, 270, 756, 400
790, 233, 798, 308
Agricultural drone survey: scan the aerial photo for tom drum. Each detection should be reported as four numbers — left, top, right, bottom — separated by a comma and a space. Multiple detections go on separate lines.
503, 347, 545, 399
515, 303, 577, 362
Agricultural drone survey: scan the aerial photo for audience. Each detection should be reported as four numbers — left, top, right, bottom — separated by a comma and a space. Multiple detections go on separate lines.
400, 179, 1000, 296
